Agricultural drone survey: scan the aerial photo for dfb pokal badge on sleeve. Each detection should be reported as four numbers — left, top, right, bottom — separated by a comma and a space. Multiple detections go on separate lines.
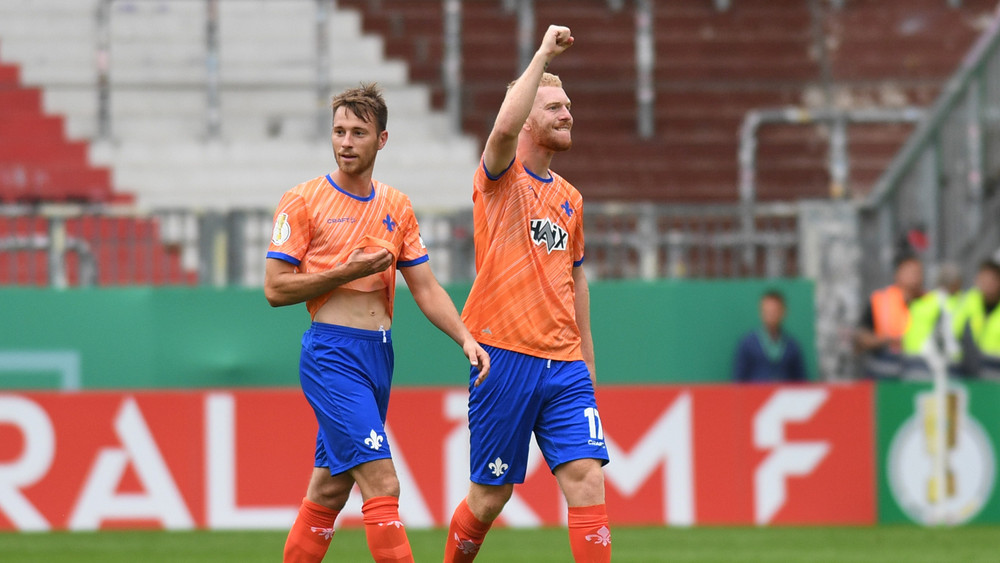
272, 213, 290, 245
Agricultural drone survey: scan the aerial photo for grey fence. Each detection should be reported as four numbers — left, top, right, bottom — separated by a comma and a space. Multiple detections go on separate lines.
0, 203, 801, 288
858, 6, 1000, 294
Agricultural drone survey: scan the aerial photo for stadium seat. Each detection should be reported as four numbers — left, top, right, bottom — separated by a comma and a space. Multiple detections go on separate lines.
339, 0, 994, 202
0, 53, 115, 204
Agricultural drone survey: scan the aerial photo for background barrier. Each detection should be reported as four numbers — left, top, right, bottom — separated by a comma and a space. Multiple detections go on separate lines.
877, 380, 1000, 525
0, 280, 817, 389
0, 383, 873, 531
3, 383, 998, 530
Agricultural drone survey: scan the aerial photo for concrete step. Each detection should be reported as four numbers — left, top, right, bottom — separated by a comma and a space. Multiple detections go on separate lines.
48, 83, 438, 141
0, 16, 96, 40
94, 139, 478, 211
92, 138, 478, 169
0, 4, 387, 81
221, 7, 364, 39
42, 83, 431, 118
73, 111, 461, 143
1, 0, 478, 211
20, 59, 408, 88
0, 0, 97, 14
219, 35, 384, 65
218, 0, 317, 18
0, 41, 95, 65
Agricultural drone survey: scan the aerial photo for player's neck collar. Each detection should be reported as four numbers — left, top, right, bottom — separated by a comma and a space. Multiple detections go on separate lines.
326, 174, 375, 201
523, 164, 553, 183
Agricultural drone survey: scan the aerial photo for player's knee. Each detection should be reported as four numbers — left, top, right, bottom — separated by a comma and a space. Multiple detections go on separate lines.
372, 474, 401, 498
467, 483, 513, 522
351, 460, 401, 499
358, 473, 400, 499
307, 476, 353, 510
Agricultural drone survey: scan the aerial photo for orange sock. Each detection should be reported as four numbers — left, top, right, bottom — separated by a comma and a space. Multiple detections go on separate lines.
362, 496, 414, 563
443, 498, 493, 562
567, 504, 611, 563
283, 497, 340, 563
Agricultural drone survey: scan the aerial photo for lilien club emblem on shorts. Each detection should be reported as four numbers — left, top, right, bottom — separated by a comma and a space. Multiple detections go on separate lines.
364, 429, 384, 451
488, 457, 508, 477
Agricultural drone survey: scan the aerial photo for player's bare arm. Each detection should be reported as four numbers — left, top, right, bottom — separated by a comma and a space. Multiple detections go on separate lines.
264, 247, 392, 307
400, 262, 491, 385
482, 24, 574, 176
573, 265, 597, 385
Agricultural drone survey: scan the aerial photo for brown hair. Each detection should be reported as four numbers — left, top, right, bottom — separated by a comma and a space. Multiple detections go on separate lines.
331, 82, 388, 133
506, 72, 563, 91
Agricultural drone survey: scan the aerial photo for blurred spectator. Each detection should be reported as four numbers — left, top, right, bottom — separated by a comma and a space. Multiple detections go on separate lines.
855, 254, 924, 378
901, 263, 963, 377
732, 290, 807, 383
953, 260, 1000, 378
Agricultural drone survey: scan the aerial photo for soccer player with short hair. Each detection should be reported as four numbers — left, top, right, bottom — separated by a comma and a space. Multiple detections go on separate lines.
443, 25, 611, 562
265, 82, 490, 563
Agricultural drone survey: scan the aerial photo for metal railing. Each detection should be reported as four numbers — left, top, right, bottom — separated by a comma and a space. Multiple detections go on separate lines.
738, 106, 925, 271
715, 0, 963, 10
0, 203, 802, 288
585, 202, 799, 280
86, 0, 979, 143
858, 4, 1000, 294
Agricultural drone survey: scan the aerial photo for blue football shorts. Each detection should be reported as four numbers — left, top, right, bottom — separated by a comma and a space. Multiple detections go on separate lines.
468, 344, 610, 485
299, 322, 394, 475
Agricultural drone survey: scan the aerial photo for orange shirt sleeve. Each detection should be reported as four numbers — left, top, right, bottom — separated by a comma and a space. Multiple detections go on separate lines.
397, 198, 428, 267
266, 190, 310, 266
475, 156, 517, 195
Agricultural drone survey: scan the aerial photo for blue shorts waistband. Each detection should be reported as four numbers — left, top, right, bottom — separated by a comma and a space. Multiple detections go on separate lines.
309, 322, 391, 342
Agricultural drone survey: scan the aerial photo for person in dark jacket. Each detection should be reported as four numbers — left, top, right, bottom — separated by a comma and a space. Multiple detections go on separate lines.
733, 290, 807, 383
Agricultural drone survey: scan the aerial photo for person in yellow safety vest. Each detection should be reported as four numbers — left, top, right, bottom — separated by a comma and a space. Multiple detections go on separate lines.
952, 260, 1000, 378
855, 255, 924, 378
901, 263, 963, 377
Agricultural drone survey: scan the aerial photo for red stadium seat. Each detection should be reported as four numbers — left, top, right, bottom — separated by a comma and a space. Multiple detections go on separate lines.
338, 0, 991, 202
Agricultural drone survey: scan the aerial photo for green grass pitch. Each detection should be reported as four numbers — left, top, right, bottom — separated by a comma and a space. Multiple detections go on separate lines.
2, 526, 998, 562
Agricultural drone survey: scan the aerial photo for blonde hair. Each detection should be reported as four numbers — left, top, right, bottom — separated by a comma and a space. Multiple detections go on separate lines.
507, 72, 563, 91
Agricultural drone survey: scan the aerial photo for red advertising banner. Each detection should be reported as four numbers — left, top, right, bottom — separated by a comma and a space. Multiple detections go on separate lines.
0, 384, 874, 531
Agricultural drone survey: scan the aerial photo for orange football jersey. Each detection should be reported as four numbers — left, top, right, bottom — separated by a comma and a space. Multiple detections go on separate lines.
462, 158, 585, 361
267, 174, 427, 319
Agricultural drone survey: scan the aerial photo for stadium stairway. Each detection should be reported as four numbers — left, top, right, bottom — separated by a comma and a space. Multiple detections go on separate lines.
339, 0, 996, 203
0, 0, 480, 212
0, 49, 115, 204
0, 36, 193, 285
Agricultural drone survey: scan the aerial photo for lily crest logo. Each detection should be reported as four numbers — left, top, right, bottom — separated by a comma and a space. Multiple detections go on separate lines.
585, 526, 612, 547
489, 457, 508, 477
364, 429, 384, 451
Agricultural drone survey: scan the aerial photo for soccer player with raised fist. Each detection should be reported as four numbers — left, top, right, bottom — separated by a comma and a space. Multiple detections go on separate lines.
443, 25, 612, 563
